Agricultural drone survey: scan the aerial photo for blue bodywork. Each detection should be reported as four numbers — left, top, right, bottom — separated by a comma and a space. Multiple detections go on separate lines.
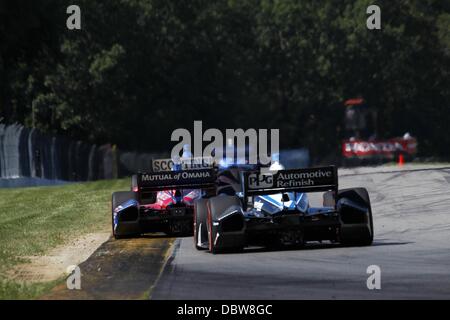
246, 192, 335, 218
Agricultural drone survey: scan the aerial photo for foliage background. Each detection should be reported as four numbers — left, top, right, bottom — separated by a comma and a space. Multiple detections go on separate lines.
1, 0, 449, 160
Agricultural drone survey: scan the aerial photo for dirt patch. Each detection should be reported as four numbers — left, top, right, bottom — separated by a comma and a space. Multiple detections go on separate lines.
41, 235, 175, 300
8, 232, 110, 283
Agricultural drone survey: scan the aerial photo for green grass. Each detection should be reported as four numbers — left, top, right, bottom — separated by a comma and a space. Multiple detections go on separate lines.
0, 178, 129, 299
0, 277, 64, 300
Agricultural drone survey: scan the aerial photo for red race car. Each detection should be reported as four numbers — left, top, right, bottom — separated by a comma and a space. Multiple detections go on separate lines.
111, 167, 216, 238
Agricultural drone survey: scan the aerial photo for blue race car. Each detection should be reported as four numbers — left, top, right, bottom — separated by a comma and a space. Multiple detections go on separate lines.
194, 164, 374, 253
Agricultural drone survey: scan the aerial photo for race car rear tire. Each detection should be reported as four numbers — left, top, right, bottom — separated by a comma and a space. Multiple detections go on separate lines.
207, 195, 242, 253
337, 188, 374, 246
194, 199, 209, 250
112, 191, 138, 239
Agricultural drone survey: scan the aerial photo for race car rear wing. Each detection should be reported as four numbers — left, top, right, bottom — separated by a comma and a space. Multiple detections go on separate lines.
242, 165, 338, 198
137, 168, 217, 193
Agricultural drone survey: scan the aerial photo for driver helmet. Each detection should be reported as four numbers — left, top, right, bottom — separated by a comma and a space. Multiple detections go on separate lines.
269, 153, 284, 171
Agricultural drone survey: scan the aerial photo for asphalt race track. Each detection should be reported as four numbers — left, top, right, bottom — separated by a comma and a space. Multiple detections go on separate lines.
151, 165, 450, 299
45, 165, 450, 299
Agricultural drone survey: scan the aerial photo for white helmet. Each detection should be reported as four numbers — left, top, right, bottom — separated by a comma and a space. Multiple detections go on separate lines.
182, 144, 192, 158
269, 153, 284, 171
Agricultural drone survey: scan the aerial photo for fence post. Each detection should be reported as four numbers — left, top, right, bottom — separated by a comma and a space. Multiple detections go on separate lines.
112, 144, 118, 179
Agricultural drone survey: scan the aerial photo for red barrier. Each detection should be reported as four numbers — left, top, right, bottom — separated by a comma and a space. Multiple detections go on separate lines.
342, 137, 417, 159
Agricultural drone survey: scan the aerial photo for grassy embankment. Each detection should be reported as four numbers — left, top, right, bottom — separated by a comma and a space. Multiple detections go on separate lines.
0, 178, 129, 299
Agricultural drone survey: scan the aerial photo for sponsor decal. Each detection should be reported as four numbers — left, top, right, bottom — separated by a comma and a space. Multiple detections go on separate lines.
139, 168, 215, 188
141, 170, 212, 182
152, 157, 214, 172
248, 172, 274, 189
247, 167, 335, 191
342, 137, 417, 158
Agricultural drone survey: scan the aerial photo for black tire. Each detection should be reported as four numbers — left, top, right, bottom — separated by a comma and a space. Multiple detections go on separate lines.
337, 188, 374, 246
194, 199, 209, 250
207, 195, 242, 253
112, 191, 137, 239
